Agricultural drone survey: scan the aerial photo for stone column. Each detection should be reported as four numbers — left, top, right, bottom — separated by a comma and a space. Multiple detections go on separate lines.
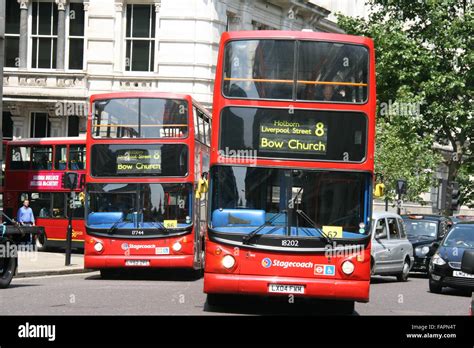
240, 0, 254, 30
48, 105, 63, 137
55, 0, 68, 70
114, 0, 125, 72
17, 0, 30, 69
8, 104, 26, 139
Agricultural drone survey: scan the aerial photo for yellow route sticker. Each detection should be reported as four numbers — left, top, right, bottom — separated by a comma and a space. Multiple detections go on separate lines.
322, 225, 343, 239
163, 220, 178, 228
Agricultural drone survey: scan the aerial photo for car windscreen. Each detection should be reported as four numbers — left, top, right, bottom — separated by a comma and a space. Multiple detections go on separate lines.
404, 220, 438, 238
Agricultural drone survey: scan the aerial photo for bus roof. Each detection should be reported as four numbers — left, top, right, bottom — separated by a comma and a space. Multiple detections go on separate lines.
6, 135, 86, 146
222, 30, 374, 47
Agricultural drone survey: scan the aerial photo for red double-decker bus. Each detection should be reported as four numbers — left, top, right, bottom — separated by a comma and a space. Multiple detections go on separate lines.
3, 136, 87, 250
85, 92, 211, 277
204, 31, 376, 313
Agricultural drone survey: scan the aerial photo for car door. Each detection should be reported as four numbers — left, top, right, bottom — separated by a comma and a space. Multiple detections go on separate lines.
386, 217, 404, 272
372, 217, 391, 274
397, 217, 413, 264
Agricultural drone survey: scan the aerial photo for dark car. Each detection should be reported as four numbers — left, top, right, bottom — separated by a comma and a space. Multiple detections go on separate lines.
402, 215, 452, 273
428, 222, 474, 293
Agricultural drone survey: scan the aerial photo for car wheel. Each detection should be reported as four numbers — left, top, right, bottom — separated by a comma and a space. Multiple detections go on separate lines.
429, 279, 443, 294
396, 259, 410, 282
35, 233, 48, 252
0, 255, 17, 289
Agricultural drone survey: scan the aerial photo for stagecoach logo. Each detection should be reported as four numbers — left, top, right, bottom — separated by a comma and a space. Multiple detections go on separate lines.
121, 243, 129, 251
261, 258, 272, 268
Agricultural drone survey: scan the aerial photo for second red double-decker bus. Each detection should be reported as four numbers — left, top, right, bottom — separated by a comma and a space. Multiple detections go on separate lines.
204, 31, 376, 313
3, 136, 87, 250
85, 92, 211, 277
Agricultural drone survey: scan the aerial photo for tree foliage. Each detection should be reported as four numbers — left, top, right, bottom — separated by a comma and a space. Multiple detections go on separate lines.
337, 0, 473, 211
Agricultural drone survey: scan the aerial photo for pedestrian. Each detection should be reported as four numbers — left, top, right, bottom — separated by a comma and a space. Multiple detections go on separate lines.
17, 199, 35, 226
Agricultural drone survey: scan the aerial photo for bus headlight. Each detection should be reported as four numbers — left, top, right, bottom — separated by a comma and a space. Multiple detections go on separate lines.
94, 242, 104, 252
222, 255, 236, 269
341, 261, 355, 275
172, 242, 182, 252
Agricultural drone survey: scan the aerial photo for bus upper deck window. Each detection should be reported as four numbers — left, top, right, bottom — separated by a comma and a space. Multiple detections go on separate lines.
32, 146, 53, 170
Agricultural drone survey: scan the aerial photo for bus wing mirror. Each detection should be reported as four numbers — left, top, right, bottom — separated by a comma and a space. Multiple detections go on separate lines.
373, 183, 385, 198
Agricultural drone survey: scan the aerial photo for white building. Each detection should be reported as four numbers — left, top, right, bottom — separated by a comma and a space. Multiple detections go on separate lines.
2, 0, 346, 141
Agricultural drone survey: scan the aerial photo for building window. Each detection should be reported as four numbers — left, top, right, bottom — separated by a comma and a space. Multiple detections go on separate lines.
5, 1, 21, 67
252, 20, 276, 30
31, 1, 58, 69
30, 112, 51, 138
226, 12, 240, 31
67, 2, 85, 70
2, 112, 14, 139
125, 4, 156, 72
67, 115, 80, 136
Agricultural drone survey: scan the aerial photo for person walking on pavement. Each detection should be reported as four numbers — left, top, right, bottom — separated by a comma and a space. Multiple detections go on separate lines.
17, 199, 35, 226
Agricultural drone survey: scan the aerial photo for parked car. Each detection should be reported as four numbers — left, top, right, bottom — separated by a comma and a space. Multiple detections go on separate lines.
428, 222, 474, 293
402, 215, 451, 273
371, 212, 414, 281
460, 249, 474, 315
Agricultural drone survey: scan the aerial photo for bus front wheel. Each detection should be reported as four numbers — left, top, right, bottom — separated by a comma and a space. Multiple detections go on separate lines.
206, 294, 229, 308
0, 255, 17, 289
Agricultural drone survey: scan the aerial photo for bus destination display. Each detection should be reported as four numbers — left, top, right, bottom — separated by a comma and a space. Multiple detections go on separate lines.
116, 149, 162, 174
259, 119, 327, 155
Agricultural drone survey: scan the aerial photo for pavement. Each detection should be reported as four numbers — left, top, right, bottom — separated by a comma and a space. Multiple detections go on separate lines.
16, 249, 91, 278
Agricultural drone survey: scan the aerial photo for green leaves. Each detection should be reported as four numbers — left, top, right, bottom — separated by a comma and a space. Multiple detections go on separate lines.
337, 0, 473, 209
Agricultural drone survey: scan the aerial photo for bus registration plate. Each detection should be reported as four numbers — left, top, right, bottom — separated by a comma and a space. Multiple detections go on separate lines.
125, 260, 150, 267
268, 284, 305, 294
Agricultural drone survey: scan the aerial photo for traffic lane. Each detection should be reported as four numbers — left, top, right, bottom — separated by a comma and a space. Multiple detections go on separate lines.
1, 272, 471, 315
355, 274, 472, 315
0, 270, 210, 316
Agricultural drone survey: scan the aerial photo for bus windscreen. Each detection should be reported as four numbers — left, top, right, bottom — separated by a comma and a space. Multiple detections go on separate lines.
219, 107, 367, 162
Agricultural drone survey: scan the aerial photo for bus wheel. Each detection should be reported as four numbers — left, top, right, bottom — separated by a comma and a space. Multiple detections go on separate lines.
0, 255, 17, 289
99, 269, 117, 279
206, 294, 228, 308
334, 300, 355, 315
35, 233, 48, 252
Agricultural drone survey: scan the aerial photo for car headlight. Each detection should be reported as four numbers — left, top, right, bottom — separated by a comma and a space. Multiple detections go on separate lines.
94, 242, 104, 252
415, 246, 430, 256
431, 253, 446, 266
221, 255, 236, 269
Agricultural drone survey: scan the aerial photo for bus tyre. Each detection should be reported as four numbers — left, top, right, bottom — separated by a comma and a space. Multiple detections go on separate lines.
99, 269, 116, 279
396, 259, 410, 282
0, 255, 17, 289
429, 279, 443, 294
35, 233, 48, 252
206, 294, 228, 308
334, 300, 355, 315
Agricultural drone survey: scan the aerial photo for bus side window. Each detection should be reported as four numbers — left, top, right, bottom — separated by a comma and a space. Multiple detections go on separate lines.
55, 145, 67, 170
10, 146, 31, 170
32, 146, 53, 170
69, 145, 86, 170
51, 193, 66, 218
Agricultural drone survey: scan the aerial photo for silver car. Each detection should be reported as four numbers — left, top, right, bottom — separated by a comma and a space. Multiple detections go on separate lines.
371, 211, 414, 281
